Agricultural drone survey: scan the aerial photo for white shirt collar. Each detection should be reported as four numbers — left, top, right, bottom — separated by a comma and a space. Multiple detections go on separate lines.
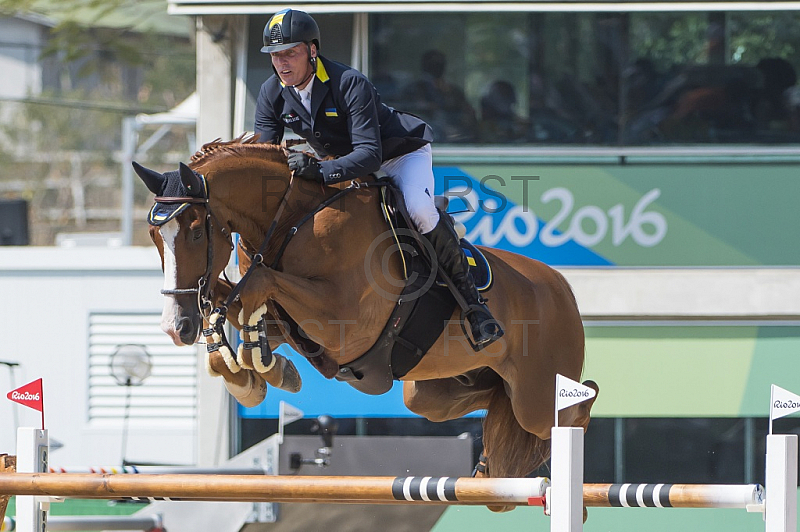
295, 76, 315, 98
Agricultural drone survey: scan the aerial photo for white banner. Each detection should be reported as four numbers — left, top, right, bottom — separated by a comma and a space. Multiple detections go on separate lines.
556, 374, 596, 412
770, 384, 800, 421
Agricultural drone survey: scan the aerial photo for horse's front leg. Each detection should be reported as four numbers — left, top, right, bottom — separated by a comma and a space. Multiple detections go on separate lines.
203, 279, 298, 408
236, 294, 302, 393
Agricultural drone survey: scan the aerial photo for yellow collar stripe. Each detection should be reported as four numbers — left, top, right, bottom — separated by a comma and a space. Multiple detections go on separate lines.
315, 59, 330, 83
278, 58, 329, 88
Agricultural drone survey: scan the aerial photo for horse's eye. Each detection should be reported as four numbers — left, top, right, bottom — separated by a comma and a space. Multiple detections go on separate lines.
192, 228, 203, 241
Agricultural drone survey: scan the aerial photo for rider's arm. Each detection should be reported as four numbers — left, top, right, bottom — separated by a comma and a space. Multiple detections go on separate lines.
254, 80, 285, 145
317, 73, 382, 184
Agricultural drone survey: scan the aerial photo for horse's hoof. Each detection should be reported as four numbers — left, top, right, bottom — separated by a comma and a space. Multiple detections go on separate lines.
261, 356, 302, 393
223, 370, 267, 407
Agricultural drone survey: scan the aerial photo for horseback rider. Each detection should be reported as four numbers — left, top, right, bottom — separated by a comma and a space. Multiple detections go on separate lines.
254, 8, 503, 350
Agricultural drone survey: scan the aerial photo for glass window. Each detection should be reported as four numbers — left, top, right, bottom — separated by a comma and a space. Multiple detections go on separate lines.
371, 11, 800, 146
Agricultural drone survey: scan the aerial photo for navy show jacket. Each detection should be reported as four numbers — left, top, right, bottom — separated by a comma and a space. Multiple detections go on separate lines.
254, 56, 433, 183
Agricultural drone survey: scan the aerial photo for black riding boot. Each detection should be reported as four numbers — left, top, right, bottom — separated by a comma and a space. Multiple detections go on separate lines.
424, 216, 504, 351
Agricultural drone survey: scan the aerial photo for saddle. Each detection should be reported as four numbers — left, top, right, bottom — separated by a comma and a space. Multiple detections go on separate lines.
335, 182, 493, 395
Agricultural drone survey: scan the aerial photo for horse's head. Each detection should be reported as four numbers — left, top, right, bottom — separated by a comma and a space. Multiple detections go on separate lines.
134, 161, 233, 346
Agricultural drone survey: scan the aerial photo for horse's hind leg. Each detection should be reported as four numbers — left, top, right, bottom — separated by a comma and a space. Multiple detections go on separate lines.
402, 368, 501, 422
407, 372, 552, 514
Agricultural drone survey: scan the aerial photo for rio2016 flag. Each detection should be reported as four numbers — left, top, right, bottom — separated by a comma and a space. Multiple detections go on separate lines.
7, 378, 43, 412
7, 378, 45, 429
770, 384, 800, 434
555, 374, 596, 427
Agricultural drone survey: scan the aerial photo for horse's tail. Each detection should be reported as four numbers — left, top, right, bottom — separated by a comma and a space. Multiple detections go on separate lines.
482, 384, 551, 478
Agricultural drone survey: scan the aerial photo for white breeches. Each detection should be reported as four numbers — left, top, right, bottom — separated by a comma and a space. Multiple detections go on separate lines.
380, 144, 440, 234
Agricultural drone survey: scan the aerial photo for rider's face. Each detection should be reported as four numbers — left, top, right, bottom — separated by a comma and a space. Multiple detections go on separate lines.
271, 43, 316, 88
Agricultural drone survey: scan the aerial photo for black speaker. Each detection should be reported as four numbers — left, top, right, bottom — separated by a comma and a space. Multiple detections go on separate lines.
0, 199, 30, 245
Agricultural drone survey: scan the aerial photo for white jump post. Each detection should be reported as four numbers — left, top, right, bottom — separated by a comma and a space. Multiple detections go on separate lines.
15, 427, 54, 532
550, 374, 595, 532
765, 434, 798, 532
550, 426, 584, 532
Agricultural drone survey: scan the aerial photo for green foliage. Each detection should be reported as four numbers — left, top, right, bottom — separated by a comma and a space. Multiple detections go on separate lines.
4, 90, 124, 151
2, 0, 192, 85
729, 13, 800, 65
630, 13, 709, 68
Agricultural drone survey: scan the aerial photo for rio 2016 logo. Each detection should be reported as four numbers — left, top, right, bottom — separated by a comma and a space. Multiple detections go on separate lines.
559, 388, 592, 398
445, 183, 667, 249
11, 390, 40, 401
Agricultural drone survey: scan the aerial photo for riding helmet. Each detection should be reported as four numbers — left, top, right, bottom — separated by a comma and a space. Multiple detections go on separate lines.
261, 9, 320, 53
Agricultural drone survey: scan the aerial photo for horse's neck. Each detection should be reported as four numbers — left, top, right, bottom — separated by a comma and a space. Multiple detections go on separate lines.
216, 172, 333, 254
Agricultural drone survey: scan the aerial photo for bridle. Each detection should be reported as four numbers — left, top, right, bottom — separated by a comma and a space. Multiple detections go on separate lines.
154, 193, 233, 319
154, 170, 302, 318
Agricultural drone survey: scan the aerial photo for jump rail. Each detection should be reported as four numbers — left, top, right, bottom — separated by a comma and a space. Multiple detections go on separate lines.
0, 473, 550, 506
0, 472, 766, 510
5, 427, 796, 532
47, 466, 265, 475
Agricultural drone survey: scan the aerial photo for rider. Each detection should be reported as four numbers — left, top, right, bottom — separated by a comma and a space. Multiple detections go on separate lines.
254, 8, 503, 350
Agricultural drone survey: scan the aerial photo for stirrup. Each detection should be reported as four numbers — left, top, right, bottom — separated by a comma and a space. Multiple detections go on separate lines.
460, 304, 503, 352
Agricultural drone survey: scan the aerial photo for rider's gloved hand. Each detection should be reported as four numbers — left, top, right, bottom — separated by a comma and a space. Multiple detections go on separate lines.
288, 152, 324, 183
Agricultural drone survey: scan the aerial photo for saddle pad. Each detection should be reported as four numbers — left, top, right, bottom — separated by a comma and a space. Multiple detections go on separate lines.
458, 240, 493, 292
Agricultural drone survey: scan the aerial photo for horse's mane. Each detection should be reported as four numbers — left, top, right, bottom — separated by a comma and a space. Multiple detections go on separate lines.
189, 133, 288, 168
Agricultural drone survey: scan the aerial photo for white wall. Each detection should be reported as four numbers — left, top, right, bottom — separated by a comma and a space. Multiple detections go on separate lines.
561, 267, 800, 320
0, 247, 217, 468
0, 17, 43, 99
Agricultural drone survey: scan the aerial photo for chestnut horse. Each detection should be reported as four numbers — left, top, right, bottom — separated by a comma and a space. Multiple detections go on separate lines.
134, 138, 598, 510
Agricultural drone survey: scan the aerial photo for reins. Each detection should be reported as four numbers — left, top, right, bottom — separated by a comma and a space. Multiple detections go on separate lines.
219, 179, 389, 368
221, 175, 297, 307
239, 179, 391, 271
196, 174, 298, 364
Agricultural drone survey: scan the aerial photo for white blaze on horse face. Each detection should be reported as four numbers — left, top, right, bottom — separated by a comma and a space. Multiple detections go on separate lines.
159, 220, 185, 345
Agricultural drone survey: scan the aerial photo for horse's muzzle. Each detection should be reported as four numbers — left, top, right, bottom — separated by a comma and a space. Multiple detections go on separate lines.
176, 316, 200, 345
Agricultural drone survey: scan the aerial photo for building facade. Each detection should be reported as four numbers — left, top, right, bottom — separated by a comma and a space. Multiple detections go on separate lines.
173, 6, 800, 522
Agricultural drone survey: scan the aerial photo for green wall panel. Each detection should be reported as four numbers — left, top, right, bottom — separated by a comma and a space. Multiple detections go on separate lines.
582, 325, 800, 417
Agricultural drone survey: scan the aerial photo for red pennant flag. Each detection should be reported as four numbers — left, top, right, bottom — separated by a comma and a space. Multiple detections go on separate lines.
8, 378, 44, 412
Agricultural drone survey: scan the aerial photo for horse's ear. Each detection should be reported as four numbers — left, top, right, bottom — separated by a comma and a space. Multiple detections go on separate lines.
179, 162, 203, 196
132, 162, 165, 195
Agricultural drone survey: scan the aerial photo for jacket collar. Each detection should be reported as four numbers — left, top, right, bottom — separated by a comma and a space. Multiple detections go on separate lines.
279, 57, 331, 121
278, 56, 330, 88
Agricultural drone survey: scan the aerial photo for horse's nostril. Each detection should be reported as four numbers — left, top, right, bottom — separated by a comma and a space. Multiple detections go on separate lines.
176, 317, 197, 342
